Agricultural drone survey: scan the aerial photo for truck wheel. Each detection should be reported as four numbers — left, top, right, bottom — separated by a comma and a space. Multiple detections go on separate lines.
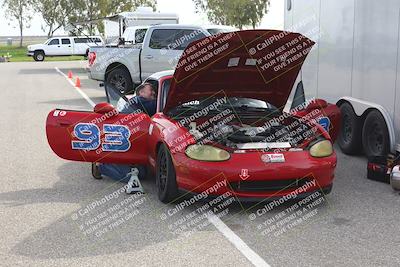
338, 102, 362, 154
106, 68, 133, 95
156, 144, 178, 203
362, 110, 390, 156
33, 51, 45, 61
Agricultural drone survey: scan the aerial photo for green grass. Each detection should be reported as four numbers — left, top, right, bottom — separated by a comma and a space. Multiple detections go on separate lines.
0, 45, 84, 62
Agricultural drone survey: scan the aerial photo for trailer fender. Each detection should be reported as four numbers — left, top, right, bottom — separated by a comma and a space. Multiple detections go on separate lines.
337, 97, 396, 153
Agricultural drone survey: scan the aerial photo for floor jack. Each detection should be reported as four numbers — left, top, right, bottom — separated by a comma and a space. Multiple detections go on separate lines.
125, 168, 144, 194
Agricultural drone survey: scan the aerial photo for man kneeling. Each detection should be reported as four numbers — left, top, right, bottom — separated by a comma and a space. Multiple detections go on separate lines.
91, 83, 156, 193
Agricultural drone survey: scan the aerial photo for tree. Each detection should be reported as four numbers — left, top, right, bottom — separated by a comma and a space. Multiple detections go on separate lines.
67, 0, 104, 35
194, 0, 270, 29
101, 0, 157, 16
3, 0, 33, 47
33, 0, 74, 37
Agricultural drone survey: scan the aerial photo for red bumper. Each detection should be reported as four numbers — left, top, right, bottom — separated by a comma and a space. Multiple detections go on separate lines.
172, 150, 337, 199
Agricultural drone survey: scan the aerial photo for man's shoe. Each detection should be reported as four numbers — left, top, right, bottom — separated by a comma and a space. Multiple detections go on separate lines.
91, 163, 103, 179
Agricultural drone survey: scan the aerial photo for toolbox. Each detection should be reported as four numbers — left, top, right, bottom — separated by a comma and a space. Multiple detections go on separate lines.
367, 153, 400, 184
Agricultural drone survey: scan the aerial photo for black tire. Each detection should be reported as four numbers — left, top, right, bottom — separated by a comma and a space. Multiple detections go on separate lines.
105, 67, 133, 95
133, 165, 147, 180
156, 144, 178, 203
33, 50, 45, 61
322, 184, 333, 195
338, 102, 362, 154
362, 110, 390, 157
91, 163, 103, 179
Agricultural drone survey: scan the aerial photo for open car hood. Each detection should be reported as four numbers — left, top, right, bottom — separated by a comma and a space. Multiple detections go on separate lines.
164, 30, 315, 113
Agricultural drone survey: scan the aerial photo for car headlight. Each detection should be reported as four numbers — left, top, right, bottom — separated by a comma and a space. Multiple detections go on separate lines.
185, 144, 230, 161
309, 140, 333, 157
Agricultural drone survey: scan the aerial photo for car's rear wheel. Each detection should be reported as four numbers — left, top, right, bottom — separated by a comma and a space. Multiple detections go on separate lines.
33, 51, 45, 61
156, 144, 178, 203
362, 110, 390, 156
338, 102, 362, 154
106, 67, 133, 95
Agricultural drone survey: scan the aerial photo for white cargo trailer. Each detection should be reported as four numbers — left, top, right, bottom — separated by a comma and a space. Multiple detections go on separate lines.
104, 7, 179, 43
284, 0, 400, 157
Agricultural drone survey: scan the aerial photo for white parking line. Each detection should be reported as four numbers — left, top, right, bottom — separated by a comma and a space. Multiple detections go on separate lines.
55, 65, 269, 267
208, 213, 270, 267
54, 67, 96, 107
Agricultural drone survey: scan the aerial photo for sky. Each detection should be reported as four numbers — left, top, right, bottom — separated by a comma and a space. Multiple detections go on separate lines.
0, 0, 284, 36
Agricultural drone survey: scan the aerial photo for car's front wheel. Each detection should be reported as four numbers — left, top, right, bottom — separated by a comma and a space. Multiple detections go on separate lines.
33, 51, 45, 61
156, 144, 178, 203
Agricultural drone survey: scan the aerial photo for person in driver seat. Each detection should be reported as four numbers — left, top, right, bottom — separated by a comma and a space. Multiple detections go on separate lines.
91, 83, 157, 193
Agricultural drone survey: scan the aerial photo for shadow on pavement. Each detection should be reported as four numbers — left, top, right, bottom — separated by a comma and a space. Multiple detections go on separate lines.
2, 163, 218, 259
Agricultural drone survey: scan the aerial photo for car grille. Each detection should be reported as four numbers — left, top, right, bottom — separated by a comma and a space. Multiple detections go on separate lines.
229, 178, 313, 192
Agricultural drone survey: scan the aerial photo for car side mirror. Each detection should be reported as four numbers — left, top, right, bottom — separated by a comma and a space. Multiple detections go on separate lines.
306, 98, 328, 111
94, 102, 117, 115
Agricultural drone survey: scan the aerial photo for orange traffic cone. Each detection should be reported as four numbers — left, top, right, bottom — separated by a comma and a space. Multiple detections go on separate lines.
75, 77, 81, 88
67, 71, 73, 79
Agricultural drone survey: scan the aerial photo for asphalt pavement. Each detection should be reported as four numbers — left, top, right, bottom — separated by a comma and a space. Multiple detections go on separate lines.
0, 61, 399, 267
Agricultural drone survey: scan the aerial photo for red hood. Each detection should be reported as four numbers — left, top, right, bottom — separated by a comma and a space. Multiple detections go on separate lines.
164, 30, 315, 113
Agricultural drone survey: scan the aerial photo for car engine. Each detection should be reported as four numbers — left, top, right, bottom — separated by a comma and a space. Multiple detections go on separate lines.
187, 118, 311, 150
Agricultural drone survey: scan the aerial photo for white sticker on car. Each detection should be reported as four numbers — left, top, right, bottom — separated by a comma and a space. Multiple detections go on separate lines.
261, 154, 285, 163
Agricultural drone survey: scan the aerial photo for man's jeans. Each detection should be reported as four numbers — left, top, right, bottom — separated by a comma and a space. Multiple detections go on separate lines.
99, 164, 145, 183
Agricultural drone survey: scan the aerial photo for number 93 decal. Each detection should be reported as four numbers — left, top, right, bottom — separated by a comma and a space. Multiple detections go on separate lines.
71, 123, 131, 152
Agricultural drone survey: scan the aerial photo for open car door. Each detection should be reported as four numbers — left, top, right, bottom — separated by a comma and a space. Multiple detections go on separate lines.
46, 87, 151, 164
287, 81, 341, 142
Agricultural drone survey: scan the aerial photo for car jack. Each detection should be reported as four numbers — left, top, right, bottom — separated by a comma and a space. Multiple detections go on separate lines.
125, 168, 144, 194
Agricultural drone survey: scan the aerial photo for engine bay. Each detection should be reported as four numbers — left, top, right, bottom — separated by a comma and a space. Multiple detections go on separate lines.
181, 113, 315, 151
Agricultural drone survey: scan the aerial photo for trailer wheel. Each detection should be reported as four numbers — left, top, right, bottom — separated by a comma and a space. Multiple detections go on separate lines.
106, 67, 133, 95
33, 51, 45, 61
362, 110, 390, 156
338, 102, 362, 154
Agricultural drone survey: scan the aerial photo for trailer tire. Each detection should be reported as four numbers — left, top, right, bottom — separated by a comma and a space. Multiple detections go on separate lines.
338, 102, 362, 154
106, 67, 133, 95
33, 50, 45, 61
362, 110, 390, 156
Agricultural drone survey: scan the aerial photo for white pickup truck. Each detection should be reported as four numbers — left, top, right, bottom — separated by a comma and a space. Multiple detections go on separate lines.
27, 36, 103, 61
87, 24, 235, 94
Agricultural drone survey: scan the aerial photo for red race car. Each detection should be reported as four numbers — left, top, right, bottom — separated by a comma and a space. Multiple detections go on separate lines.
46, 30, 340, 203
